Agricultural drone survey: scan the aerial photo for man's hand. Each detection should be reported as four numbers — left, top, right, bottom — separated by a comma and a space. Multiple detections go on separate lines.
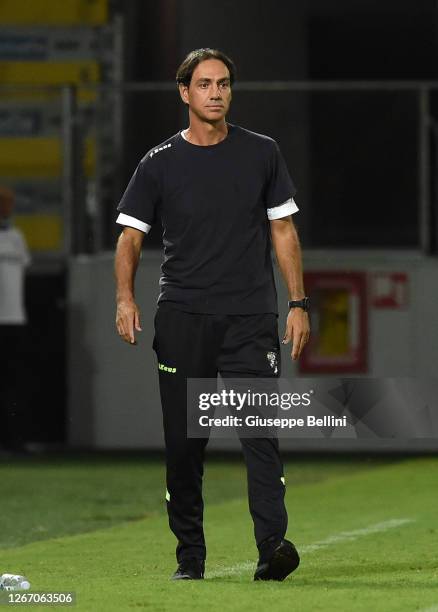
114, 226, 144, 345
282, 308, 310, 360
116, 299, 142, 345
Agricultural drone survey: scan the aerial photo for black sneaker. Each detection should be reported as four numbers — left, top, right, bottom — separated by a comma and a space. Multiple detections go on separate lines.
254, 539, 300, 581
171, 558, 205, 580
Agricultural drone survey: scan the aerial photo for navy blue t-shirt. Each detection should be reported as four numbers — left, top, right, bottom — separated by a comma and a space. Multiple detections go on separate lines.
116, 123, 298, 314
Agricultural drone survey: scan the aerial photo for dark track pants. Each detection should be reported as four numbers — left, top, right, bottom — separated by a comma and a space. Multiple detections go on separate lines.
152, 302, 288, 564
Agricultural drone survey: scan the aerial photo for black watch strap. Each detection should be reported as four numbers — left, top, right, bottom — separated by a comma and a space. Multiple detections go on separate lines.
288, 297, 309, 311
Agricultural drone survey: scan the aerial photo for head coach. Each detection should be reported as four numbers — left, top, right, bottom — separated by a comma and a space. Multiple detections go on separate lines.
114, 48, 310, 581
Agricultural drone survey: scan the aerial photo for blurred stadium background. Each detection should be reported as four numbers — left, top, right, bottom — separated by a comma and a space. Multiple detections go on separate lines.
0, 0, 437, 451
0, 1, 437, 609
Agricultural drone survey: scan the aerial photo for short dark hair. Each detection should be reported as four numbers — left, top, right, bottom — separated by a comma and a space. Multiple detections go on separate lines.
176, 48, 236, 88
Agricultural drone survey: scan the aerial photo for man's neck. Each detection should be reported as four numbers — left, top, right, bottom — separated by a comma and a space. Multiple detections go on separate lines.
184, 117, 228, 146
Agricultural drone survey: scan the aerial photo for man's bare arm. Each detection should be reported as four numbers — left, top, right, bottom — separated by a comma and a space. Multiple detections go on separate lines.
114, 226, 145, 344
270, 215, 310, 360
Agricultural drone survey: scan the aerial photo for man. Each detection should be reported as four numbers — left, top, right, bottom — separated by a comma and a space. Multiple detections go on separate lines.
0, 186, 31, 452
114, 48, 310, 581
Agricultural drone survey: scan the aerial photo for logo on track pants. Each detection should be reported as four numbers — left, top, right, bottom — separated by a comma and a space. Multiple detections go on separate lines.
158, 362, 177, 373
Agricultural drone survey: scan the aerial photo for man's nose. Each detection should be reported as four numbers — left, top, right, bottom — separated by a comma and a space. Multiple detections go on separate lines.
210, 85, 222, 98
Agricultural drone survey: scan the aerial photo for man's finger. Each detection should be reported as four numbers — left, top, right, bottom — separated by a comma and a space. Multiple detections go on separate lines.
126, 331, 136, 345
291, 333, 303, 360
125, 317, 135, 344
295, 330, 310, 359
297, 333, 307, 358
134, 310, 142, 332
282, 322, 292, 344
117, 321, 125, 339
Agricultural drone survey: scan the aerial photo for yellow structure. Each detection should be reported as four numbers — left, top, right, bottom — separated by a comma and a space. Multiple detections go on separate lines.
0, 0, 108, 251
0, 61, 100, 84
0, 61, 99, 103
0, 137, 96, 178
0, 0, 108, 25
318, 289, 350, 356
14, 214, 63, 251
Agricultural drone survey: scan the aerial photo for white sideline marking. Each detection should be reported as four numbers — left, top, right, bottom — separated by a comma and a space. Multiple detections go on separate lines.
207, 518, 415, 578
419, 606, 438, 612
301, 518, 414, 553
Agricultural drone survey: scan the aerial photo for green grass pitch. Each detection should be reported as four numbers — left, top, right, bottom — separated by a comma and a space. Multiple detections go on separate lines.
0, 453, 437, 611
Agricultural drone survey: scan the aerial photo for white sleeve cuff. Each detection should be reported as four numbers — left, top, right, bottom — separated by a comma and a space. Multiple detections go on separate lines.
116, 213, 151, 234
267, 197, 299, 220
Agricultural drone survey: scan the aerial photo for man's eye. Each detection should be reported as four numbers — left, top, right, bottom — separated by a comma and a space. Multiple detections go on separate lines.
200, 83, 208, 88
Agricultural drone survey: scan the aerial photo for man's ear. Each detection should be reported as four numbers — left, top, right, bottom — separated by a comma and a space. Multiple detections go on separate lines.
178, 83, 189, 105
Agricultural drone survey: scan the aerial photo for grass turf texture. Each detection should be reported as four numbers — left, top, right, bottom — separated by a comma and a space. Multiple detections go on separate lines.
0, 453, 437, 611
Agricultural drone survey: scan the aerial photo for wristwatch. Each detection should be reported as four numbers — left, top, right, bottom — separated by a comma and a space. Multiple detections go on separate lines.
288, 297, 310, 311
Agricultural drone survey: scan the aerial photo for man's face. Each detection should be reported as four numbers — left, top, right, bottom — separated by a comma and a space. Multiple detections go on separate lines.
179, 58, 232, 123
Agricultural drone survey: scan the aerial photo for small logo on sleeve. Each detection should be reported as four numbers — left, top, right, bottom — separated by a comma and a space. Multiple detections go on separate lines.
150, 143, 172, 158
